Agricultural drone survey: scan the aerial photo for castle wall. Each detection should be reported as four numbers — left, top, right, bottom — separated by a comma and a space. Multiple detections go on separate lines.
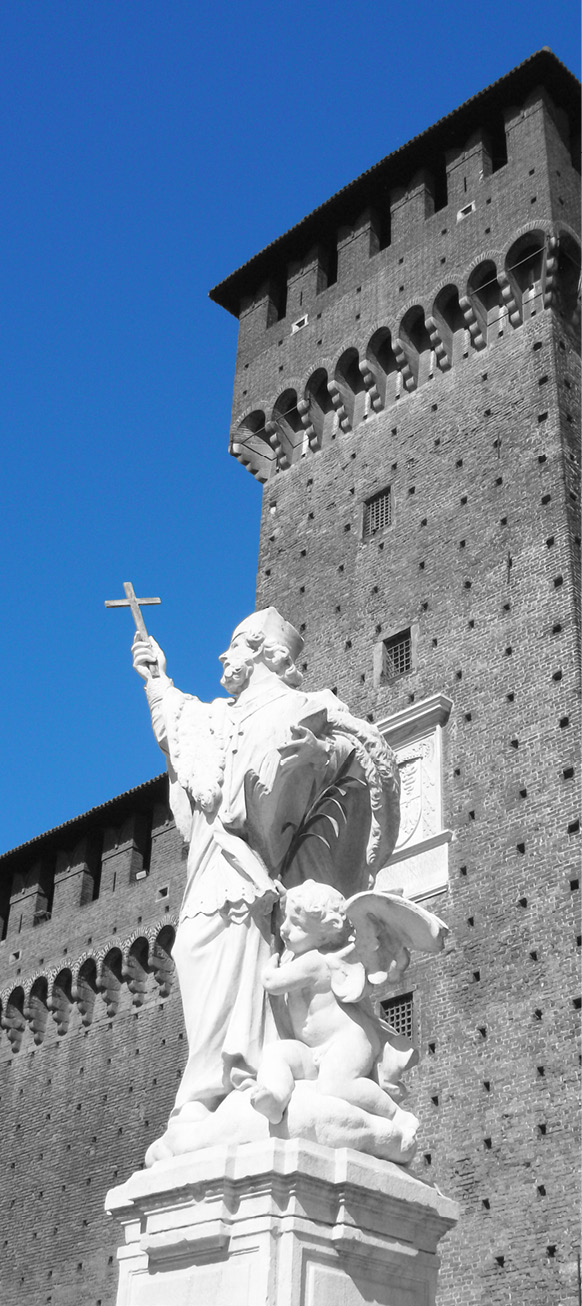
0, 783, 189, 1306
233, 81, 581, 1306
0, 55, 579, 1306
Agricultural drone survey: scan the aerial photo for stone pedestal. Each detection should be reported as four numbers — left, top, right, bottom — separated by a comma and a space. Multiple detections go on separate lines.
105, 1141, 458, 1306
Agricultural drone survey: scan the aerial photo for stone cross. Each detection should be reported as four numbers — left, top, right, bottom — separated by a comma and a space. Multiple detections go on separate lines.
105, 581, 161, 677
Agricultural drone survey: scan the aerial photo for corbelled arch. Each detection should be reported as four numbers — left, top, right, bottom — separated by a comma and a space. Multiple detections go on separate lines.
333, 346, 366, 430
49, 968, 74, 1036
398, 305, 434, 388
230, 407, 275, 484
364, 327, 400, 410
271, 387, 307, 467
2, 986, 26, 1053
303, 368, 335, 449
25, 976, 49, 1046
431, 283, 467, 368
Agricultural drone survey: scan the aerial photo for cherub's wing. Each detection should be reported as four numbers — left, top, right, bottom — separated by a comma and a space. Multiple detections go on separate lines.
345, 891, 449, 992
326, 946, 367, 1004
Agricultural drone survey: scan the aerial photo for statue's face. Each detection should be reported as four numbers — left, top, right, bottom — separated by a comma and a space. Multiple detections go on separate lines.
218, 632, 256, 696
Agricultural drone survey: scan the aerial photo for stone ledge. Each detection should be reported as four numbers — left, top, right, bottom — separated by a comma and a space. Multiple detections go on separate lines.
106, 1141, 458, 1305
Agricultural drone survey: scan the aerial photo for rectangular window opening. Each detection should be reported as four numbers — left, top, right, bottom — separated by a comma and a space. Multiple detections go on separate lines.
432, 159, 448, 213
364, 487, 392, 538
382, 628, 412, 681
457, 201, 475, 222
326, 241, 338, 288
90, 831, 104, 902
381, 992, 414, 1040
489, 115, 508, 172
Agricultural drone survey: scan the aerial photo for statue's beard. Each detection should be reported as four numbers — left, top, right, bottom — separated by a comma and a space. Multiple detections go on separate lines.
220, 655, 254, 696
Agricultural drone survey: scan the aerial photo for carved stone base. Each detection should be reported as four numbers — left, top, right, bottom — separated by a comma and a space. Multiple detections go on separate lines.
105, 1140, 458, 1306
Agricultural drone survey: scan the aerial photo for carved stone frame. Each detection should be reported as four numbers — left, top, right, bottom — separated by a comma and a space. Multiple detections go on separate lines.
375, 694, 453, 901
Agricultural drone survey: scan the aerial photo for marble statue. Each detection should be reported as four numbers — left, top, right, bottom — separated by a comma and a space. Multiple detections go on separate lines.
130, 605, 447, 1166
251, 882, 418, 1124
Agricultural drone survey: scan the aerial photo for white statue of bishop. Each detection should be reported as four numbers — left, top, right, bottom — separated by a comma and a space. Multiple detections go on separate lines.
130, 605, 446, 1165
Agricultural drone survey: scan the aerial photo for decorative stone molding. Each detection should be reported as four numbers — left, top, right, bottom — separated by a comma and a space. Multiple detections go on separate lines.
106, 1140, 458, 1306
376, 694, 453, 901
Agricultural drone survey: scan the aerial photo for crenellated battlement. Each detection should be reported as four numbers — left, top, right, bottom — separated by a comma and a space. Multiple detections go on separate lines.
0, 776, 186, 1031
211, 61, 580, 487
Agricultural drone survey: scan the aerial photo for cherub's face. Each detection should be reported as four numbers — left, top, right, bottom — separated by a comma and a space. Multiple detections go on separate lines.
280, 906, 328, 955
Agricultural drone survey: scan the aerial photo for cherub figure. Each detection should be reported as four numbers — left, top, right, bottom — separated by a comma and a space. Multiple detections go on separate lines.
251, 880, 447, 1140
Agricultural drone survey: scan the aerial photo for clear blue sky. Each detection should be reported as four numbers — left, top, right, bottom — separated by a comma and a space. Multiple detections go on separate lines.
1, 1, 579, 853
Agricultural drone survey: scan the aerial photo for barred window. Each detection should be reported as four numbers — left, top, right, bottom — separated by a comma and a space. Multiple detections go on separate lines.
382, 992, 413, 1040
383, 628, 412, 680
364, 486, 392, 538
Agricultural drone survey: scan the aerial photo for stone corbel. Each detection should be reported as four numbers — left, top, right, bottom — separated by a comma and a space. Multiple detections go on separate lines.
425, 315, 452, 372
498, 271, 522, 328
0, 992, 25, 1052
24, 980, 49, 1045
48, 970, 74, 1036
393, 339, 416, 391
73, 961, 99, 1027
296, 397, 320, 451
230, 442, 271, 484
458, 296, 486, 350
266, 419, 291, 470
327, 380, 351, 432
150, 939, 175, 999
542, 235, 558, 310
122, 944, 151, 1009
97, 952, 123, 1019
359, 358, 383, 411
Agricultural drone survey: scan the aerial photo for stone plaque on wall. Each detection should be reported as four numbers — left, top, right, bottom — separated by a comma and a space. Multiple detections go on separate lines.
376, 695, 453, 901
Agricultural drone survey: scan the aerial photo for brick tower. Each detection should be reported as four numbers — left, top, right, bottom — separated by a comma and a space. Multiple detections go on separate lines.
209, 45, 581, 1306
0, 49, 579, 1306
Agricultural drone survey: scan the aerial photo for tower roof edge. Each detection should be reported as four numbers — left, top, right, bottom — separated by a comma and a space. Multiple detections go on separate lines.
209, 48, 580, 317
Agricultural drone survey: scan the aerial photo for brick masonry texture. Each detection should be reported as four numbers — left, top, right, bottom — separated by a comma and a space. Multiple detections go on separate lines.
0, 52, 580, 1306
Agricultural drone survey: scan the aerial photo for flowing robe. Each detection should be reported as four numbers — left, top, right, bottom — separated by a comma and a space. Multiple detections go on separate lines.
146, 674, 350, 1111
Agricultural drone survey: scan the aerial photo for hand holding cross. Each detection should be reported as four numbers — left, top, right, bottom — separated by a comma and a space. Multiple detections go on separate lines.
105, 582, 162, 679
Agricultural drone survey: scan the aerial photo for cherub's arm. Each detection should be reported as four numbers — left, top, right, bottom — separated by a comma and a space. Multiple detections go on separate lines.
261, 950, 327, 996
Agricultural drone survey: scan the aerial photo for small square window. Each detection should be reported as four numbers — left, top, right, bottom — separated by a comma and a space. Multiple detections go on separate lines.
457, 201, 475, 222
382, 992, 413, 1039
382, 628, 412, 680
363, 486, 392, 538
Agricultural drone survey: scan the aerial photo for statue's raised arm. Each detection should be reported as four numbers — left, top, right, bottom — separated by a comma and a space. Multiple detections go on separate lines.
124, 604, 446, 1168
